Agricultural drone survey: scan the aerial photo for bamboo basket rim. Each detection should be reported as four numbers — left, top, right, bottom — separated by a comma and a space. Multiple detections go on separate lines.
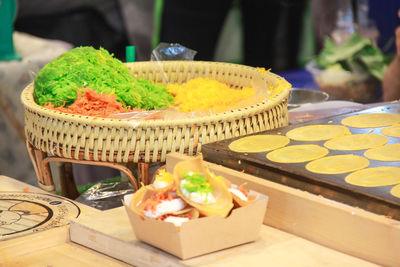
21, 61, 290, 128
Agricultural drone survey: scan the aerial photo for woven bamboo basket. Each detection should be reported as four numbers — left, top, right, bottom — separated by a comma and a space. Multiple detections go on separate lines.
21, 61, 291, 164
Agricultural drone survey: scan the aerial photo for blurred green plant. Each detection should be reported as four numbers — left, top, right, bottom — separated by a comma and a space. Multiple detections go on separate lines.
315, 33, 393, 81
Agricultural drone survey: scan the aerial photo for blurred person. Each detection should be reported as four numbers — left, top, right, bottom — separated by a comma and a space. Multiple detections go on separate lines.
13, 0, 156, 187
312, 0, 400, 54
311, 0, 340, 52
382, 10, 400, 101
159, 0, 307, 72
15, 0, 154, 61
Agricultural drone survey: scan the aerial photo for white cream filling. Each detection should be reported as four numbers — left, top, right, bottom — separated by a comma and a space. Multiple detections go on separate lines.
143, 198, 185, 218
153, 180, 170, 189
180, 180, 216, 204
164, 216, 190, 227
229, 187, 248, 201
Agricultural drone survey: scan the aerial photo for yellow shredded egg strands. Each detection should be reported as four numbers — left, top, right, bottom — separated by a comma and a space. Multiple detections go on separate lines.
324, 134, 388, 151
345, 167, 400, 187
167, 77, 288, 113
286, 125, 351, 141
229, 135, 290, 153
341, 113, 400, 128
364, 143, 400, 161
167, 78, 254, 113
306, 155, 369, 174
154, 169, 174, 185
266, 144, 328, 163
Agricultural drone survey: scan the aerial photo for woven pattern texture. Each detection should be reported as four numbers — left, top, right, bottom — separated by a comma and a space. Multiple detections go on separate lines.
22, 61, 290, 163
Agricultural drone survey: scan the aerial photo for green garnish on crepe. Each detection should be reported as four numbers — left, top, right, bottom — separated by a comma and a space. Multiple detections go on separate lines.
180, 172, 215, 204
173, 157, 233, 217
181, 172, 213, 195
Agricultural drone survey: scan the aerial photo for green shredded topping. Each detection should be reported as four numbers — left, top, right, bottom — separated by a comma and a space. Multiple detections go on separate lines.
181, 171, 213, 194
34, 46, 174, 110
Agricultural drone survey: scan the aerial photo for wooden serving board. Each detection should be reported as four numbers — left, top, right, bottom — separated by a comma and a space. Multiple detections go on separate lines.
69, 206, 378, 267
68, 153, 400, 267
202, 103, 400, 220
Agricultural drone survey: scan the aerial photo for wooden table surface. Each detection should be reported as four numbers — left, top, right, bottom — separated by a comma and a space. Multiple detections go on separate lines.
1, 102, 398, 266
0, 174, 381, 267
0, 175, 130, 267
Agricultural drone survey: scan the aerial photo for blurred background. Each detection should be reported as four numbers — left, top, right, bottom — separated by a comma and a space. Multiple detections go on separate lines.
1, 0, 400, 188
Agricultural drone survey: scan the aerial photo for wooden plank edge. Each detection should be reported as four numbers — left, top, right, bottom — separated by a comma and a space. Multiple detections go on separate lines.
0, 226, 70, 265
69, 220, 185, 267
166, 152, 400, 266
202, 147, 400, 220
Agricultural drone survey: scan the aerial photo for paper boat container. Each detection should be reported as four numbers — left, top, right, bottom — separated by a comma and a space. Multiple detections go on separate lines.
123, 194, 268, 260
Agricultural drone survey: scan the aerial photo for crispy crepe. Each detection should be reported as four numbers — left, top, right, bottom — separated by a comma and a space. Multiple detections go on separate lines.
173, 156, 233, 217
130, 185, 148, 218
218, 175, 259, 207
161, 207, 200, 222
148, 168, 175, 191
130, 186, 199, 222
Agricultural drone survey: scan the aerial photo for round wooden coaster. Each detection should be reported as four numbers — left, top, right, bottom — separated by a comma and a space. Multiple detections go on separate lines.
0, 192, 80, 240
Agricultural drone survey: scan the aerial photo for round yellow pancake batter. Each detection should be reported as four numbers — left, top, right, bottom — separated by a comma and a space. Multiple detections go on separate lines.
390, 184, 400, 199
305, 154, 369, 174
345, 167, 400, 187
286, 125, 351, 141
324, 134, 388, 151
364, 143, 400, 161
381, 124, 400, 138
228, 135, 290, 153
341, 113, 400, 128
266, 144, 329, 163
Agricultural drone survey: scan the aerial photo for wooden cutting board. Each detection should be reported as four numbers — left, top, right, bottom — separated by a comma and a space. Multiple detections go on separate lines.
68, 153, 400, 266
202, 103, 400, 220
0, 192, 80, 240
69, 206, 376, 267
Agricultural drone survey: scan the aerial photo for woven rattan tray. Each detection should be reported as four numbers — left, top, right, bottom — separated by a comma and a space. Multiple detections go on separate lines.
21, 61, 290, 164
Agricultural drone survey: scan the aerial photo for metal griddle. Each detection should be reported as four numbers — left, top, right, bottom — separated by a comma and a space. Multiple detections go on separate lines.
202, 103, 400, 220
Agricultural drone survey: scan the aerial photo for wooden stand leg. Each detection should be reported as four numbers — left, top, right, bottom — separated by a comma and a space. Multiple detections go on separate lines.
43, 157, 139, 193
26, 143, 140, 197
40, 156, 56, 194
138, 162, 149, 186
26, 141, 56, 194
57, 162, 80, 199
26, 141, 42, 184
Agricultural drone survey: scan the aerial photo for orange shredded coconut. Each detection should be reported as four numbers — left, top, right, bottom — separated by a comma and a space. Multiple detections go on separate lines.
44, 87, 143, 117
143, 190, 191, 221
143, 190, 177, 212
